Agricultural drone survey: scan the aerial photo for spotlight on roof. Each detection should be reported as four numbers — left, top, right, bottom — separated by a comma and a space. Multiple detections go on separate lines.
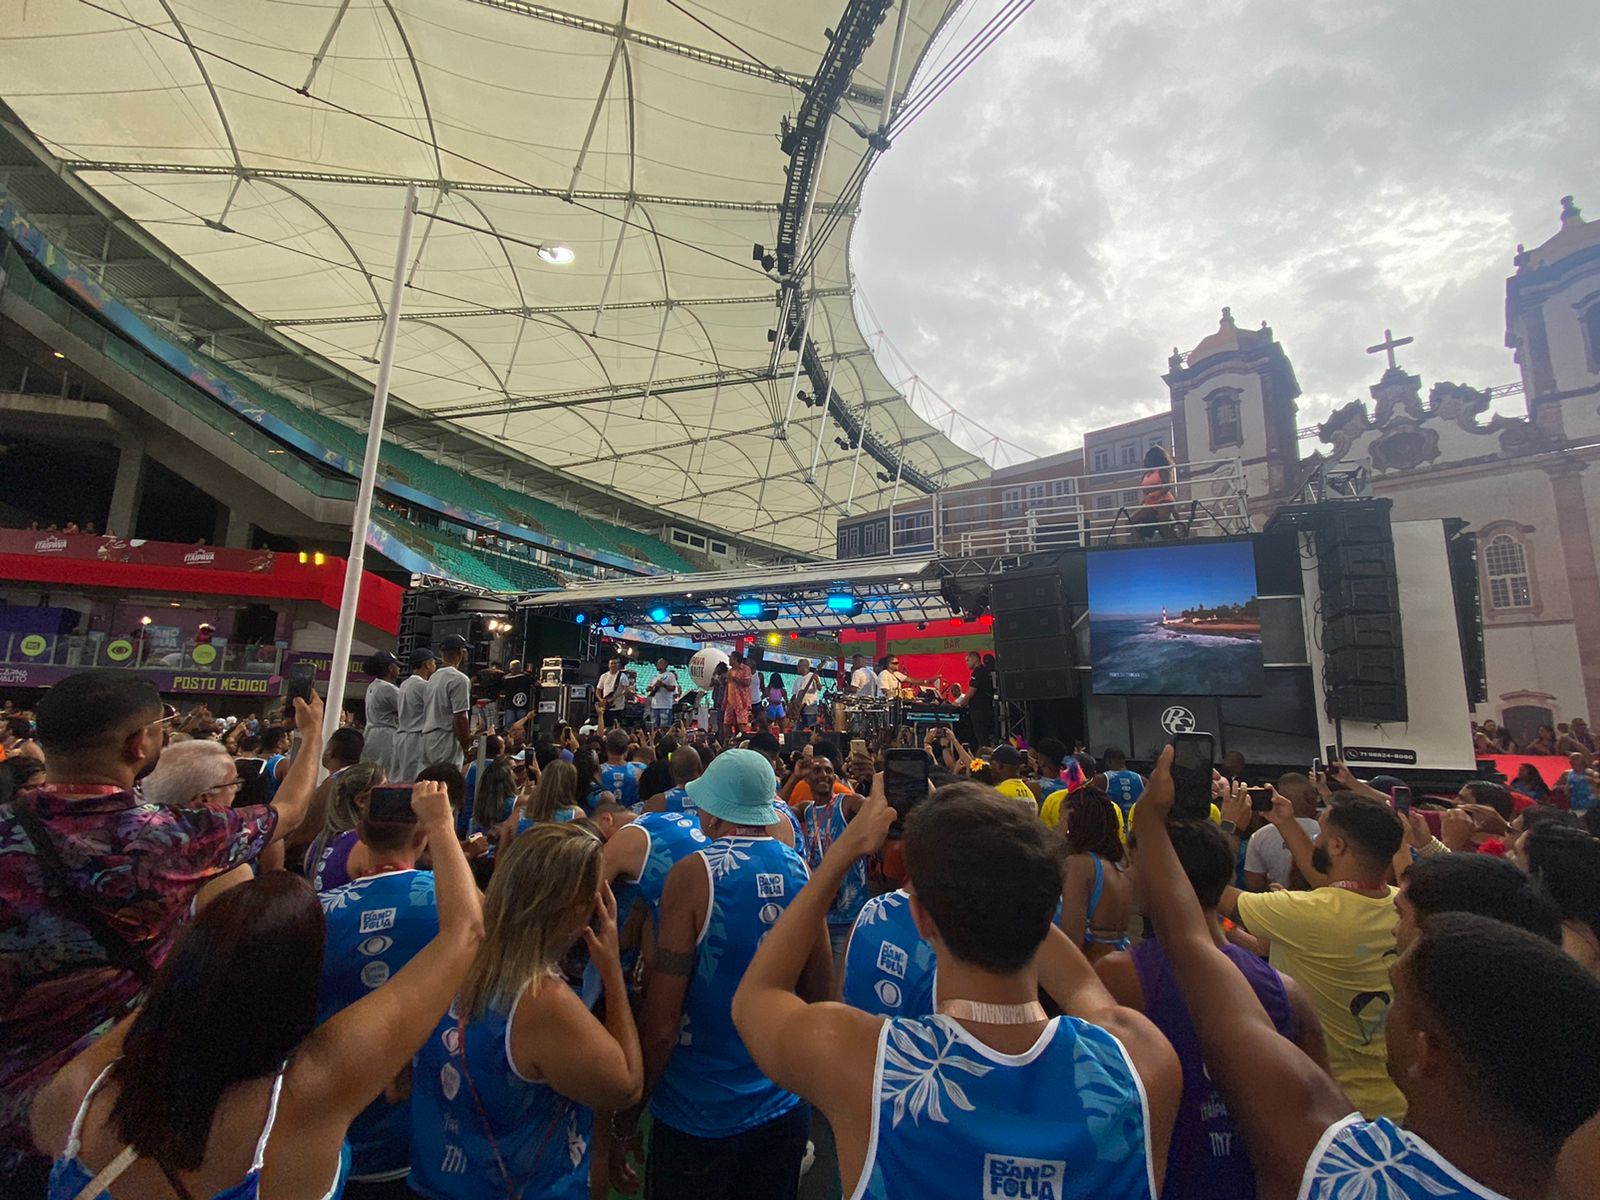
736, 599, 763, 619
598, 615, 612, 628
825, 593, 858, 613
648, 606, 670, 624
765, 632, 782, 647
574, 611, 588, 625
537, 244, 576, 266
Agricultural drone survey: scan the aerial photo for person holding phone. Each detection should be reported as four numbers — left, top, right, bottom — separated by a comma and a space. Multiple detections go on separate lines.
409, 825, 642, 1200
1242, 774, 1323, 891
1131, 746, 1600, 1200
31, 780, 483, 1200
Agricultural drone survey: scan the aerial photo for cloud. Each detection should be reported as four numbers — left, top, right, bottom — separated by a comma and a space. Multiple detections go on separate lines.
854, 0, 1600, 460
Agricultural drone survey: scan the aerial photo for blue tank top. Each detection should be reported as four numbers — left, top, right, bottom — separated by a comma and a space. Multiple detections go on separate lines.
804, 799, 870, 928
49, 1063, 349, 1200
841, 890, 936, 1018
651, 836, 811, 1137
1132, 938, 1295, 1200
410, 990, 592, 1200
1105, 769, 1145, 812
1302, 1116, 1508, 1199
263, 754, 288, 802
853, 1014, 1155, 1200
661, 785, 695, 815
600, 762, 639, 808
1569, 772, 1595, 813
773, 797, 804, 846
316, 869, 439, 1180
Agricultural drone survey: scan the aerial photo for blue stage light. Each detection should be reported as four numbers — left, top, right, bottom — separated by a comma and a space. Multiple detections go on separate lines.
615, 622, 626, 634
574, 612, 587, 625
736, 599, 763, 618
648, 606, 670, 623
826, 593, 857, 612
599, 615, 612, 627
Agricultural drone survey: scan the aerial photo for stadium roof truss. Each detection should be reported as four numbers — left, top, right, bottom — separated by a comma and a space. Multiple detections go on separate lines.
0, 0, 991, 556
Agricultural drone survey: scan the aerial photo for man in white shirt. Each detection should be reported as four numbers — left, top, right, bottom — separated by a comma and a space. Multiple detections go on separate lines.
418, 633, 473, 771
392, 647, 436, 782
646, 658, 679, 730
789, 659, 822, 730
1242, 773, 1324, 890
596, 655, 625, 728
360, 650, 402, 781
847, 653, 880, 698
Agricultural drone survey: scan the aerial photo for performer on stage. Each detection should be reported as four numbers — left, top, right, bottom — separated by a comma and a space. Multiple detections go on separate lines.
959, 650, 998, 749
1130, 443, 1178, 539
875, 655, 939, 700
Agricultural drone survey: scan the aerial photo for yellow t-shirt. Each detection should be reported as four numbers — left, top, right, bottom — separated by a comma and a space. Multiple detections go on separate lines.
994, 777, 1039, 813
1235, 886, 1405, 1120
1041, 787, 1127, 840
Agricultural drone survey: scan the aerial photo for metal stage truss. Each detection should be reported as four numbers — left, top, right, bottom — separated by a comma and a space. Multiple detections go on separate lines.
519, 555, 994, 638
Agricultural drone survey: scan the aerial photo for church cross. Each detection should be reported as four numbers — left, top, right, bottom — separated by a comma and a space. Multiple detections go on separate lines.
1365, 328, 1414, 371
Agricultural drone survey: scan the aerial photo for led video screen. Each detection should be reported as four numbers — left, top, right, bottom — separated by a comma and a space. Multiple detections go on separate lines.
1087, 540, 1264, 695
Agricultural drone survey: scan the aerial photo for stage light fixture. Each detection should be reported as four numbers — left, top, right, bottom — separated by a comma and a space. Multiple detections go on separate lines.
790, 632, 798, 640
615, 623, 626, 634
826, 593, 857, 613
736, 599, 763, 618
537, 244, 576, 266
574, 612, 588, 625
599, 615, 612, 628
313, 551, 326, 566
648, 606, 670, 623
765, 632, 782, 647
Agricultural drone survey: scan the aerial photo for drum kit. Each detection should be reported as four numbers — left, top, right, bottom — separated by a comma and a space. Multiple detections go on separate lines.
838, 694, 895, 738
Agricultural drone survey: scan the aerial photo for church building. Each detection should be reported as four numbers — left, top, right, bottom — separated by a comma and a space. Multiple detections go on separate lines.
1169, 197, 1600, 743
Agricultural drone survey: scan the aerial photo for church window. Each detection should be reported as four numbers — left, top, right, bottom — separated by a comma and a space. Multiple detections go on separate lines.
1204, 388, 1244, 451
1583, 300, 1600, 373
1484, 534, 1532, 610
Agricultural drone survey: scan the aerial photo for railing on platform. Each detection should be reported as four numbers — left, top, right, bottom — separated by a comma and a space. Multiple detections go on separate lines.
896, 455, 1252, 558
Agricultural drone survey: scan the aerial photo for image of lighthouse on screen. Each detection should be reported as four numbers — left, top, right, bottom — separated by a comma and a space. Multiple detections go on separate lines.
1086, 540, 1265, 695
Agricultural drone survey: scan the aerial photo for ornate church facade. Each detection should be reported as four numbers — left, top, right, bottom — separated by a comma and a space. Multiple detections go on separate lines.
1167, 197, 1600, 742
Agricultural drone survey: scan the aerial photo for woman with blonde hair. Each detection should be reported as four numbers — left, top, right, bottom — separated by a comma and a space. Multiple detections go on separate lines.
305, 761, 381, 891
409, 824, 643, 1199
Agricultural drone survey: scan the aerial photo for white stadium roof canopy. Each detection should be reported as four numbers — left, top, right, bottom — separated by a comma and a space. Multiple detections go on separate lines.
0, 0, 993, 555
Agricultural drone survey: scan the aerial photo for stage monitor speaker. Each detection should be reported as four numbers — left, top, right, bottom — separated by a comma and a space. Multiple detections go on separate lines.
995, 634, 1074, 672
992, 571, 1064, 611
1315, 499, 1406, 723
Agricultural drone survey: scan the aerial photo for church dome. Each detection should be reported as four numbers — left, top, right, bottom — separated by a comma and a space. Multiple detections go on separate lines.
1516, 196, 1600, 272
1184, 307, 1272, 367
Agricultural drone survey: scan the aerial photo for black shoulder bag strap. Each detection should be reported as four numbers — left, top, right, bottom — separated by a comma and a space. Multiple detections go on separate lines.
8, 797, 153, 982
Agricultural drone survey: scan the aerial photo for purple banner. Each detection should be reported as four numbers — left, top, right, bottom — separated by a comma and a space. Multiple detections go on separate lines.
0, 663, 280, 696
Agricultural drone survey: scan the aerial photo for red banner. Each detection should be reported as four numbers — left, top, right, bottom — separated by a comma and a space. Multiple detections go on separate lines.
0, 530, 275, 572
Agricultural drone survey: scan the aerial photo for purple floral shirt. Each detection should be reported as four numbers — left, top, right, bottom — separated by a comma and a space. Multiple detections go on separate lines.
0, 784, 276, 1172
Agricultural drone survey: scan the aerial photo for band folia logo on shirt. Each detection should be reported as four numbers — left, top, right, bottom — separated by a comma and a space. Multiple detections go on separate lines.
876, 941, 908, 979
983, 1154, 1066, 1199
756, 873, 786, 898
359, 907, 397, 933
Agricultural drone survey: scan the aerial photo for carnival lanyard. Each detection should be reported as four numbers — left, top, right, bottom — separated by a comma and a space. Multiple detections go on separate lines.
455, 1009, 569, 1200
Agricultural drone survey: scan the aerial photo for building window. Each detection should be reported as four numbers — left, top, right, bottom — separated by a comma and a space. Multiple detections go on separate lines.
1050, 478, 1074, 497
1001, 487, 1023, 516
1119, 441, 1137, 466
1095, 494, 1115, 512
1582, 296, 1600, 374
1204, 388, 1244, 451
1091, 448, 1110, 472
1484, 533, 1533, 609
846, 527, 860, 555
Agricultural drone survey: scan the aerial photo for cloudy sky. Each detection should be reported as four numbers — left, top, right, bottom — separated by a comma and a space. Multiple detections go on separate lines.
854, 0, 1600, 464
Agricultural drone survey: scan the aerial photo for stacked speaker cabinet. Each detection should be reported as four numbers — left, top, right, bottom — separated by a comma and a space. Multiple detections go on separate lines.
991, 567, 1076, 701
1316, 499, 1407, 723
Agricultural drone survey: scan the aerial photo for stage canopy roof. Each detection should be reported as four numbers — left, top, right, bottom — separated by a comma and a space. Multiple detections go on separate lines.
0, 1, 991, 555
521, 552, 956, 635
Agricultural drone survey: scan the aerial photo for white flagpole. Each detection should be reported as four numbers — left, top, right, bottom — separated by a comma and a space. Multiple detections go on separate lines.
322, 184, 419, 743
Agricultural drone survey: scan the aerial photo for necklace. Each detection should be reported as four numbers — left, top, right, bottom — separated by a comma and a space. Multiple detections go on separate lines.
938, 998, 1047, 1025
1328, 879, 1388, 893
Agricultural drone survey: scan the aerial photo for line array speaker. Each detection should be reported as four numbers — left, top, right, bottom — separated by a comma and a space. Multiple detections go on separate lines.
991, 567, 1077, 702
1316, 499, 1407, 723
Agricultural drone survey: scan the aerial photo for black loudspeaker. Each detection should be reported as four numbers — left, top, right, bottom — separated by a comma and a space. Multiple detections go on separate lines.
1316, 500, 1406, 723
992, 567, 1076, 701
1446, 525, 1488, 705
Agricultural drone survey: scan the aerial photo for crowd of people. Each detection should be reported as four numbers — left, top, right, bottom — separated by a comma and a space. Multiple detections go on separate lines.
2, 662, 1598, 1200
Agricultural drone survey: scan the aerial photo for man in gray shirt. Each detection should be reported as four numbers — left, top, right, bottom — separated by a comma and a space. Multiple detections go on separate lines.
419, 634, 473, 772
393, 647, 436, 782
361, 650, 402, 781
